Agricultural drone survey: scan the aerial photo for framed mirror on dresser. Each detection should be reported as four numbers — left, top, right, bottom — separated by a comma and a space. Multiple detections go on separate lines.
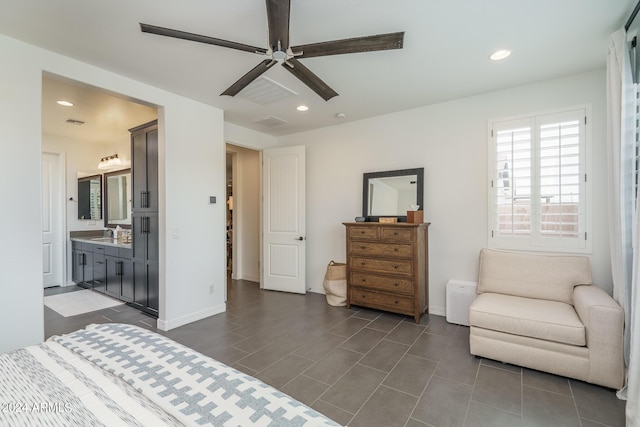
362, 167, 424, 222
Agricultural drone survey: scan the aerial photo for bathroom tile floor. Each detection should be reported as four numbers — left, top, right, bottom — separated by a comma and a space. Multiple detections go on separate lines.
44, 280, 626, 427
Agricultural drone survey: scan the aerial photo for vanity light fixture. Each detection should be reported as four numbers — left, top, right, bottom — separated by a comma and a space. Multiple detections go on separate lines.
490, 49, 511, 61
57, 100, 74, 107
98, 154, 124, 170
296, 105, 309, 111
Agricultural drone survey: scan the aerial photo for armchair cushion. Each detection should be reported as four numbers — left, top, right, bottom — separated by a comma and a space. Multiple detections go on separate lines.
470, 293, 586, 346
478, 249, 592, 304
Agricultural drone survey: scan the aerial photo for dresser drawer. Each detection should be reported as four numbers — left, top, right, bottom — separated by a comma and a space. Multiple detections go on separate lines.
381, 227, 413, 242
350, 257, 413, 276
349, 289, 414, 313
350, 272, 414, 294
349, 226, 379, 240
350, 241, 412, 258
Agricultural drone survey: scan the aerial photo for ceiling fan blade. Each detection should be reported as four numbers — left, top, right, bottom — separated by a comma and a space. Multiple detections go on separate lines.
221, 59, 276, 97
140, 23, 267, 54
266, 0, 290, 50
282, 58, 338, 101
292, 32, 404, 58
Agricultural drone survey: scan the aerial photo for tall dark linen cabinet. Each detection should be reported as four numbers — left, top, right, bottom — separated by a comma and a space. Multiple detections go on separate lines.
130, 120, 159, 316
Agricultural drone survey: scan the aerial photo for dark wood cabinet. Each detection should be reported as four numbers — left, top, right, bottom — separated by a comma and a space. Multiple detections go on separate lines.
105, 250, 134, 303
344, 222, 430, 323
131, 120, 158, 213
72, 241, 94, 288
92, 244, 106, 293
93, 253, 106, 293
131, 213, 159, 315
130, 120, 159, 317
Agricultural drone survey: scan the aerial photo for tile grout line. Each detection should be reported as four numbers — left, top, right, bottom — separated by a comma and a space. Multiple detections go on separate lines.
569, 381, 586, 427
295, 319, 378, 408
306, 317, 416, 422
380, 318, 441, 426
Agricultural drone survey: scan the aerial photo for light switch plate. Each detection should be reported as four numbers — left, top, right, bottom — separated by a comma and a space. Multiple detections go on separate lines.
209, 196, 216, 204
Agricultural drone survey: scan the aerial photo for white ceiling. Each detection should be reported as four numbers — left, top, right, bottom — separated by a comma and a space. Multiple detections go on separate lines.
2, 0, 635, 138
42, 74, 158, 144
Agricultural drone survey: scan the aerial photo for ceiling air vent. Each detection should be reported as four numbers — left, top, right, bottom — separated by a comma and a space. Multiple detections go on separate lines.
65, 118, 85, 125
240, 76, 298, 105
252, 115, 288, 127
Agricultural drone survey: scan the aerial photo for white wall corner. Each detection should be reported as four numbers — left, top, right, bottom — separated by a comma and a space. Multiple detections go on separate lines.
157, 303, 226, 331
307, 285, 326, 295
430, 306, 446, 317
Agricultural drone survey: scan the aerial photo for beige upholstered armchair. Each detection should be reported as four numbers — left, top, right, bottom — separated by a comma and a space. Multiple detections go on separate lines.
469, 248, 624, 389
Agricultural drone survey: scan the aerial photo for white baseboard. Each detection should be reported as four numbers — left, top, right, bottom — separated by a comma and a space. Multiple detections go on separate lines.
157, 303, 226, 331
307, 285, 325, 294
430, 306, 446, 317
237, 274, 260, 283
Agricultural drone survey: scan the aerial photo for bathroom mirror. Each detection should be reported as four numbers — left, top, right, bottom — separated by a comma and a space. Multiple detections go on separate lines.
104, 168, 132, 228
363, 168, 424, 221
77, 174, 102, 220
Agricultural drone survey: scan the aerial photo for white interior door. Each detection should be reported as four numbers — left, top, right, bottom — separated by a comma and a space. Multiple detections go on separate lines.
42, 152, 64, 288
262, 146, 306, 293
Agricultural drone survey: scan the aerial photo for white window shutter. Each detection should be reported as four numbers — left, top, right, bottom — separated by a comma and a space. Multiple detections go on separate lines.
489, 108, 588, 252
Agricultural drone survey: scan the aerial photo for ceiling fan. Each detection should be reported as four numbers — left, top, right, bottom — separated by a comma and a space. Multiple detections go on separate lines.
140, 0, 404, 101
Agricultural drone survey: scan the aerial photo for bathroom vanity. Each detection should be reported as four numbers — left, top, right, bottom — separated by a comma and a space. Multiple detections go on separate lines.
71, 235, 134, 303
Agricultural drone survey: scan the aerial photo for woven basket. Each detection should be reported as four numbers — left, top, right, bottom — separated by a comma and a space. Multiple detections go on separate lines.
323, 261, 347, 306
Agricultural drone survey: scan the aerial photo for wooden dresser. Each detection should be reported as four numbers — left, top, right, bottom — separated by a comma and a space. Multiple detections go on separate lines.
343, 222, 430, 323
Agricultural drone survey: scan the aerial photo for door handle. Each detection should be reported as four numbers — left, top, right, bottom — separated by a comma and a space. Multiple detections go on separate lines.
295, 236, 305, 241
140, 191, 150, 208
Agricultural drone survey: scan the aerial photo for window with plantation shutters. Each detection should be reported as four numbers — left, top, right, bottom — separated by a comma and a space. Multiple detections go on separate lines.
489, 108, 590, 252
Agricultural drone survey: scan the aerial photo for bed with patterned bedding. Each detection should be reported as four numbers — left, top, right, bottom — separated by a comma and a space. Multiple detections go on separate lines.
0, 323, 340, 426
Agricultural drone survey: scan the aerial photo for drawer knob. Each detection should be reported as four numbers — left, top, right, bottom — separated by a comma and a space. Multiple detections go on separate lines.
393, 248, 398, 252
394, 283, 399, 287
394, 300, 399, 304
394, 232, 398, 236
361, 245, 366, 249
361, 278, 367, 282
361, 294, 366, 298
394, 265, 400, 269
361, 262, 366, 266
360, 231, 365, 234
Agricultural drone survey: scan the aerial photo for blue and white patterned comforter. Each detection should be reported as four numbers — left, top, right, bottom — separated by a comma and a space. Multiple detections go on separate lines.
0, 323, 340, 426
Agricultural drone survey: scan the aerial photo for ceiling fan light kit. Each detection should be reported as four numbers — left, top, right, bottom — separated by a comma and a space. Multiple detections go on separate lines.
140, 0, 405, 101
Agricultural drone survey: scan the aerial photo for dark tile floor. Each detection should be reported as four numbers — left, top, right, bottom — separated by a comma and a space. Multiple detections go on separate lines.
44, 281, 627, 427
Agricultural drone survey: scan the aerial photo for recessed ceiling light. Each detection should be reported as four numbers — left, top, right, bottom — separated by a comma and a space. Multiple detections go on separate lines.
490, 49, 511, 61
56, 100, 74, 107
296, 105, 309, 112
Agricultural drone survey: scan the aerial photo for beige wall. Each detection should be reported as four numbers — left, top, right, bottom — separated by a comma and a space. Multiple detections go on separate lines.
275, 69, 610, 315
0, 33, 227, 352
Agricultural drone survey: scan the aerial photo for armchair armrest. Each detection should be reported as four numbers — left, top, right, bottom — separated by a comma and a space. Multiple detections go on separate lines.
573, 285, 624, 389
